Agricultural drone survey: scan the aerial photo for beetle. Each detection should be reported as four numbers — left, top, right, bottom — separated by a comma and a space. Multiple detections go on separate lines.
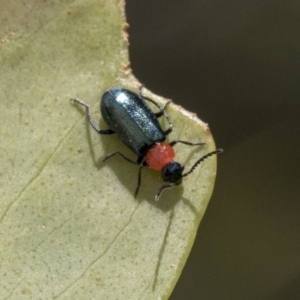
71, 87, 222, 200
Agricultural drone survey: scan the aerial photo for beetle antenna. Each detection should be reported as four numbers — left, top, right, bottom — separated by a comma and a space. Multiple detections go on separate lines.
155, 183, 176, 201
182, 149, 223, 178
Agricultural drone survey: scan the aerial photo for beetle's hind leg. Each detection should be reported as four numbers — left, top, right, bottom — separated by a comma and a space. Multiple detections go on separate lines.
103, 152, 146, 198
138, 86, 173, 136
147, 99, 171, 118
70, 98, 114, 134
142, 96, 173, 136
140, 94, 167, 117
134, 160, 147, 198
103, 151, 139, 164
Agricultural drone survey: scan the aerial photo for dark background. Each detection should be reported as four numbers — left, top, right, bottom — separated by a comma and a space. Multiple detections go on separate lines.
126, 1, 300, 300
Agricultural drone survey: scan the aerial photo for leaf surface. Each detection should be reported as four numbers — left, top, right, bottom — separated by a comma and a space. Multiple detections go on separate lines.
0, 1, 218, 299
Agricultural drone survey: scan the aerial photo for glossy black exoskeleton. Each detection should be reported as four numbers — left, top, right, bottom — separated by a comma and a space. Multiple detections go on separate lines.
101, 88, 167, 157
71, 87, 222, 200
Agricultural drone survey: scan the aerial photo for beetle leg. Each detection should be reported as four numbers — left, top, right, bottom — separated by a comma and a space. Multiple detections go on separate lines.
138, 87, 173, 136
134, 161, 147, 198
142, 96, 170, 116
103, 151, 146, 198
162, 111, 173, 136
103, 151, 139, 164
143, 97, 169, 117
143, 97, 173, 136
70, 98, 114, 134
169, 140, 206, 147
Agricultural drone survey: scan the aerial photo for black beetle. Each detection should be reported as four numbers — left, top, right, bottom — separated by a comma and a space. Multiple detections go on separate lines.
71, 87, 222, 200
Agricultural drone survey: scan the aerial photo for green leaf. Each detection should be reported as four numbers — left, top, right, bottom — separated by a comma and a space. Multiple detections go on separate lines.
0, 0, 218, 299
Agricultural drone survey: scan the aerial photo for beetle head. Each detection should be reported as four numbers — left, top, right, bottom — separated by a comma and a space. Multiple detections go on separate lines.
161, 162, 184, 185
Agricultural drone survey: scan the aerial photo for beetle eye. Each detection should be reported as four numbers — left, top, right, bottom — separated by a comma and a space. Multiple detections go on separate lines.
161, 162, 184, 184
